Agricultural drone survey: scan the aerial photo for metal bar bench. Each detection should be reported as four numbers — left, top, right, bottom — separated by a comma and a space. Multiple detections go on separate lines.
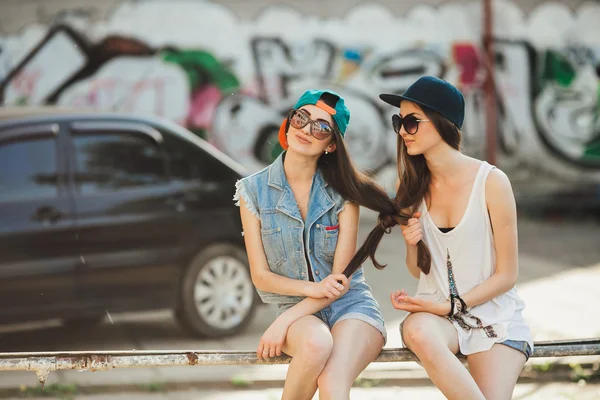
1, 338, 598, 387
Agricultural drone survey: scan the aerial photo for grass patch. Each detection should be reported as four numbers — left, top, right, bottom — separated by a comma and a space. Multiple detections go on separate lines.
230, 376, 252, 387
354, 377, 382, 388
136, 382, 167, 392
18, 383, 78, 399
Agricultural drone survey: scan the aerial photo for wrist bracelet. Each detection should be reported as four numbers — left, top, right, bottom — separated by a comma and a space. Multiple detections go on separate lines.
450, 296, 468, 317
447, 295, 456, 317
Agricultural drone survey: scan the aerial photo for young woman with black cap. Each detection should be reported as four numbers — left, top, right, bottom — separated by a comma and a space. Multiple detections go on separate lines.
378, 76, 533, 399
234, 89, 390, 399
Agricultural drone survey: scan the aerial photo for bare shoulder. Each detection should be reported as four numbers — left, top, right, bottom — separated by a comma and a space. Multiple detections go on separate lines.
485, 167, 513, 194
485, 167, 516, 212
340, 200, 360, 217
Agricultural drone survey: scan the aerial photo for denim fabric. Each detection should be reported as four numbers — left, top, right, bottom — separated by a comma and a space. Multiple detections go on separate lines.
234, 152, 385, 341
234, 152, 366, 305
500, 339, 532, 361
277, 281, 387, 344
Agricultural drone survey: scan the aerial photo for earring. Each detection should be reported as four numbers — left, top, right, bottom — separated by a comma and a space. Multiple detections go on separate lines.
325, 150, 329, 155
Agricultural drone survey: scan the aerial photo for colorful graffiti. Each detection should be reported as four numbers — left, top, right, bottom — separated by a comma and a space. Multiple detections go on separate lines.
0, 0, 599, 194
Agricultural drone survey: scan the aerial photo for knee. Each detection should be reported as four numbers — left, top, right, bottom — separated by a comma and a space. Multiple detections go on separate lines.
402, 314, 440, 355
297, 331, 334, 366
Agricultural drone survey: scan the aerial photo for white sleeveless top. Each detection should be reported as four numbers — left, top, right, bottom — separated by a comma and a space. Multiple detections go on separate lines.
412, 161, 533, 355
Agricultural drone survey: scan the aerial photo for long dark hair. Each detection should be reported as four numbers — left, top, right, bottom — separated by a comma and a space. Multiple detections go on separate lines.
309, 122, 428, 276
325, 104, 460, 277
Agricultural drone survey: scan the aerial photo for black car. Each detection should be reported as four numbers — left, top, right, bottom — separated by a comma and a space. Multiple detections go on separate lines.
0, 107, 258, 338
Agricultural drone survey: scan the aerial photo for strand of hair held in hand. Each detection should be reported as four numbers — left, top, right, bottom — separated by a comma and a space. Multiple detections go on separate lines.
341, 209, 431, 278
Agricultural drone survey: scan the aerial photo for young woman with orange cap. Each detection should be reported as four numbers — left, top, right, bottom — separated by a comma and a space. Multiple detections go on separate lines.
234, 89, 388, 399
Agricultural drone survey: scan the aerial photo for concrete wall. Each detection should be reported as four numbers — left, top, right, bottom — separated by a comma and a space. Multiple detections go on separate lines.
1, 0, 599, 199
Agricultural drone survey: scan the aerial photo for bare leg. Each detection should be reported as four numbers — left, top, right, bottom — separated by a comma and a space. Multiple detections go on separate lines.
281, 315, 334, 400
467, 343, 527, 400
401, 313, 485, 400
317, 319, 385, 400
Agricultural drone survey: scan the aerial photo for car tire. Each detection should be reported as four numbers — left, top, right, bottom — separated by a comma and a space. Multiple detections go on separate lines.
175, 243, 257, 338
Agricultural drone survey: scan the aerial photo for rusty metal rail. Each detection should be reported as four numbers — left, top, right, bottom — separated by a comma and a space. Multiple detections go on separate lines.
1, 339, 598, 387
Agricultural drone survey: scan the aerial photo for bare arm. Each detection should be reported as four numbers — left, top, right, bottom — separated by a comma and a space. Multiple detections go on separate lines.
240, 197, 315, 297
404, 239, 421, 279
461, 169, 519, 309
275, 202, 360, 325
397, 179, 421, 279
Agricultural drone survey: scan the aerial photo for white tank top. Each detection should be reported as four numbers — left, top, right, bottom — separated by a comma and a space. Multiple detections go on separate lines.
414, 161, 533, 355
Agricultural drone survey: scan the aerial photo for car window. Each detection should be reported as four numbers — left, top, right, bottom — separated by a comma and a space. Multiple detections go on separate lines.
161, 131, 238, 183
72, 131, 167, 195
0, 133, 59, 203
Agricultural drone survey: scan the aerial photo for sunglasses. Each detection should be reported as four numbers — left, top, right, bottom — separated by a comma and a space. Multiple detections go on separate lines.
392, 114, 430, 135
288, 109, 334, 140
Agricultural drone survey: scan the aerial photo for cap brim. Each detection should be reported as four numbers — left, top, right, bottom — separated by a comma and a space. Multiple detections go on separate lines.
380, 93, 433, 114
379, 94, 404, 108
278, 119, 288, 150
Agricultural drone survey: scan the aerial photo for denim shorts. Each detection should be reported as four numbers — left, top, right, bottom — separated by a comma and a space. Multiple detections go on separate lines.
499, 339, 532, 361
278, 281, 387, 345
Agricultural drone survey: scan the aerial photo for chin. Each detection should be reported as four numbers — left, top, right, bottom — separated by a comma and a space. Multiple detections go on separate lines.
287, 142, 322, 157
406, 146, 424, 156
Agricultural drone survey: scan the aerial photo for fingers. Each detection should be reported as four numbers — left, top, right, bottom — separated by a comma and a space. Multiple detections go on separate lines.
391, 289, 419, 311
403, 228, 423, 246
326, 274, 348, 290
390, 292, 398, 307
327, 287, 341, 298
257, 342, 265, 359
401, 216, 422, 245
323, 275, 347, 298
275, 344, 283, 357
330, 274, 348, 287
269, 345, 277, 358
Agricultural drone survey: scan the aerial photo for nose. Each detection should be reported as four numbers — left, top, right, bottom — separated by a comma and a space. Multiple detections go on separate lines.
301, 123, 312, 135
398, 122, 408, 137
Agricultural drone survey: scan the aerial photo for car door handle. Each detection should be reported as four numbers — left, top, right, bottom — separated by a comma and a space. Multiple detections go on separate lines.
32, 206, 65, 224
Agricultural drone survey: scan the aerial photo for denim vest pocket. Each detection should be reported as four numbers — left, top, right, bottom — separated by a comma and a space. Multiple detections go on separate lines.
316, 225, 338, 262
261, 227, 286, 269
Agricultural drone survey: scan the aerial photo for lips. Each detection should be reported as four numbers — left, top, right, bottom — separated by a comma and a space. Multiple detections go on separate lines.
296, 135, 312, 145
404, 139, 415, 146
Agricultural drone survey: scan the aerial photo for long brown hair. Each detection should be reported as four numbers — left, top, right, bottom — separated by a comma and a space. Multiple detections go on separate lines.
396, 104, 462, 215
309, 123, 429, 276
324, 103, 461, 277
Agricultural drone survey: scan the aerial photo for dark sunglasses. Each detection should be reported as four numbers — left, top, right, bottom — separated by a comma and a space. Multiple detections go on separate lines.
288, 109, 334, 140
392, 114, 430, 135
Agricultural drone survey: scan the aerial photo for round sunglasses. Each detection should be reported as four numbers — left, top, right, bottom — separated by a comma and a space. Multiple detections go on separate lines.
288, 109, 334, 140
392, 114, 430, 135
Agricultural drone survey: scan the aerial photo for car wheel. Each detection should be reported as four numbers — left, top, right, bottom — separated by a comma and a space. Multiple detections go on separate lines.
176, 243, 257, 338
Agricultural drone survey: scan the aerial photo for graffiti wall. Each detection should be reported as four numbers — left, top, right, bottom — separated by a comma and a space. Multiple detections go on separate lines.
1, 0, 599, 196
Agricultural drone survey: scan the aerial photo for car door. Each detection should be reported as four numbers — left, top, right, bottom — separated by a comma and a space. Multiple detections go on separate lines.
159, 127, 244, 258
67, 120, 182, 311
0, 121, 78, 323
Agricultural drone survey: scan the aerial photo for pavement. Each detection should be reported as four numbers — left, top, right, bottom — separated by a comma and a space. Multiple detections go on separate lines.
5, 382, 600, 400
0, 209, 599, 399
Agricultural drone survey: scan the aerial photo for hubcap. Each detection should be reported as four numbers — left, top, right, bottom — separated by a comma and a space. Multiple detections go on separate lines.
193, 256, 254, 330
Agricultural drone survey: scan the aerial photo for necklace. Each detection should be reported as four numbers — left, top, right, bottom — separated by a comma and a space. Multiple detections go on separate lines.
295, 187, 311, 206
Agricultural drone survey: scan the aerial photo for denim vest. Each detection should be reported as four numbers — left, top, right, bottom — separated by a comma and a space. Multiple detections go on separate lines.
234, 153, 365, 304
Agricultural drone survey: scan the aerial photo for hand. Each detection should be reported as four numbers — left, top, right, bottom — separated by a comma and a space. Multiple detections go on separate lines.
257, 315, 291, 359
400, 212, 422, 247
307, 274, 349, 299
391, 289, 451, 316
